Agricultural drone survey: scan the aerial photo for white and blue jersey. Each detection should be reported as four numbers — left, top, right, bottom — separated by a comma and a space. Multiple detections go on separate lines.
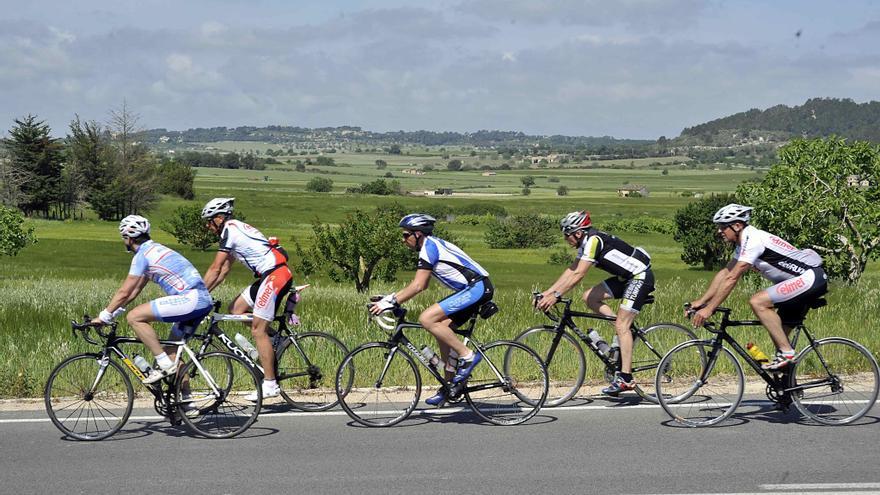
417, 236, 489, 291
129, 240, 212, 333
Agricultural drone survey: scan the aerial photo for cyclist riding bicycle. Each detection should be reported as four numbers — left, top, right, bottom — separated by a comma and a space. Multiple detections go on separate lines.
91, 215, 213, 385
369, 213, 494, 406
536, 210, 655, 396
201, 197, 293, 400
689, 203, 827, 370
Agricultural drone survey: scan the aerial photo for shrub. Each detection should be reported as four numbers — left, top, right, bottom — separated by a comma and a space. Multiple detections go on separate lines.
600, 217, 674, 234
547, 248, 574, 266
161, 205, 217, 251
456, 203, 507, 217
485, 214, 556, 249
305, 176, 333, 193
0, 205, 37, 256
673, 193, 736, 269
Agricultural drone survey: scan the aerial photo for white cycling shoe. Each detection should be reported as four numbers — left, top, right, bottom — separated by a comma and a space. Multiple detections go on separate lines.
245, 381, 281, 402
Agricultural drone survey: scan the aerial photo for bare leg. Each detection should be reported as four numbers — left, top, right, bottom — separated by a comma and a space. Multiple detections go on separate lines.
750, 291, 793, 352
419, 304, 470, 360
583, 284, 615, 317
614, 309, 638, 374
127, 303, 163, 355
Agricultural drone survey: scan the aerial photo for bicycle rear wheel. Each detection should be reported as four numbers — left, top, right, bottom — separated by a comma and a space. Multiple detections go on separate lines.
176, 352, 261, 439
335, 342, 420, 427
277, 332, 350, 411
790, 337, 880, 425
656, 341, 743, 427
468, 340, 548, 425
632, 323, 698, 403
44, 353, 133, 441
513, 326, 585, 407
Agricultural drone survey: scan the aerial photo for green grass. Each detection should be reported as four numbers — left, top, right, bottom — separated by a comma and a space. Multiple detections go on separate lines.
1, 156, 878, 397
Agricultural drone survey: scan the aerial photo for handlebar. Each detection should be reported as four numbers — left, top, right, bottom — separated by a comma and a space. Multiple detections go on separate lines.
532, 291, 570, 323
71, 316, 117, 345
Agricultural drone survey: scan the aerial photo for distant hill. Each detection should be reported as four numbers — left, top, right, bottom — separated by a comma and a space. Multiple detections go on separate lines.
678, 98, 880, 144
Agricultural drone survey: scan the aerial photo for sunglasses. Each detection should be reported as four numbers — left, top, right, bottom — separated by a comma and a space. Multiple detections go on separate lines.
402, 232, 415, 239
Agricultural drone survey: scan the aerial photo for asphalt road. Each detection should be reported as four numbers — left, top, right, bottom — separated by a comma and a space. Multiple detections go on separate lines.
2, 396, 879, 495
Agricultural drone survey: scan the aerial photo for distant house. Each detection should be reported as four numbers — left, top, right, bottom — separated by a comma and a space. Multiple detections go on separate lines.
846, 174, 870, 188
482, 171, 497, 176
617, 185, 649, 197
158, 136, 170, 144
402, 168, 425, 175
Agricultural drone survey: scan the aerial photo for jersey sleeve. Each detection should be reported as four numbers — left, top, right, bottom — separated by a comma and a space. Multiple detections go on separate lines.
128, 252, 148, 277
417, 238, 439, 270
577, 235, 601, 263
735, 228, 763, 265
218, 225, 233, 253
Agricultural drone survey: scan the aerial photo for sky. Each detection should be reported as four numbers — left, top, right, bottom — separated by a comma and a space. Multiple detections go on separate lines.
1, 0, 878, 139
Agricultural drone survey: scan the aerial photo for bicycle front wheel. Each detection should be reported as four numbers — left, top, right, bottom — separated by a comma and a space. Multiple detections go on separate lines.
656, 341, 743, 427
335, 343, 420, 427
514, 326, 585, 407
468, 340, 548, 425
632, 323, 698, 403
277, 332, 350, 411
790, 337, 880, 425
176, 352, 261, 439
44, 353, 133, 441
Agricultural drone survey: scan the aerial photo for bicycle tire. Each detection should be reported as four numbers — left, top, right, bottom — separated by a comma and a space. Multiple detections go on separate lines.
44, 353, 133, 441
176, 352, 261, 439
789, 337, 880, 425
277, 331, 350, 411
632, 323, 699, 403
335, 342, 420, 427
656, 341, 743, 427
513, 325, 585, 407
469, 340, 548, 425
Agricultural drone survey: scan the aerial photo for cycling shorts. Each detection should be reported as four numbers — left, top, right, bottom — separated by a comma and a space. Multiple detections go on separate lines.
767, 267, 828, 326
240, 265, 293, 322
438, 278, 494, 329
601, 269, 655, 314
150, 289, 213, 340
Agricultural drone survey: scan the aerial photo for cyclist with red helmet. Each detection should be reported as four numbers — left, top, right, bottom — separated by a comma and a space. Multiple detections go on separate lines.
536, 210, 655, 396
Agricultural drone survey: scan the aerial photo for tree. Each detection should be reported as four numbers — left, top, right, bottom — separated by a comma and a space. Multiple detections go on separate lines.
447, 159, 462, 171
388, 144, 401, 155
156, 159, 196, 199
673, 193, 736, 270
296, 208, 412, 292
521, 187, 531, 196
556, 185, 569, 196
3, 115, 64, 218
737, 137, 880, 283
305, 176, 333, 192
0, 204, 37, 256
295, 162, 306, 172
521, 175, 536, 187
316, 156, 335, 166
375, 159, 387, 170
485, 214, 556, 249
160, 205, 241, 251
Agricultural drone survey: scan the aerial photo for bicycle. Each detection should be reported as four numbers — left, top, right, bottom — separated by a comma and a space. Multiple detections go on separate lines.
515, 292, 697, 406
655, 300, 880, 427
334, 299, 549, 427
199, 285, 351, 411
44, 317, 262, 440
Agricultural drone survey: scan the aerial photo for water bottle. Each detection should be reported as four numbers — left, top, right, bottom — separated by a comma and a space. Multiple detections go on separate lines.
587, 329, 610, 355
608, 335, 621, 365
234, 333, 260, 361
420, 347, 441, 368
746, 342, 770, 363
133, 354, 152, 373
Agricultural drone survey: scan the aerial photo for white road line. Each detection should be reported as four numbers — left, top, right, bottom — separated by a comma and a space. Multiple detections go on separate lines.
637, 492, 880, 495
760, 483, 880, 490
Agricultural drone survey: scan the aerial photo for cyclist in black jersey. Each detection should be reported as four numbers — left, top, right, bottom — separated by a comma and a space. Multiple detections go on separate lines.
536, 210, 655, 396
690, 204, 827, 370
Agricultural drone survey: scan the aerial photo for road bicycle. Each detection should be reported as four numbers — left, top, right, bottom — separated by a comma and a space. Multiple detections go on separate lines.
515, 292, 697, 406
44, 317, 261, 440
655, 300, 880, 427
334, 299, 549, 427
199, 285, 351, 411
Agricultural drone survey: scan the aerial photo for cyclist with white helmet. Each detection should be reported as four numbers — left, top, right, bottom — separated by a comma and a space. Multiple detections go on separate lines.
536, 210, 655, 396
92, 215, 213, 384
690, 203, 827, 370
369, 213, 494, 406
201, 198, 293, 400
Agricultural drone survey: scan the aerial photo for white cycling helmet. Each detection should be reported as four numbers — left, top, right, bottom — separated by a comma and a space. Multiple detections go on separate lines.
119, 215, 151, 239
712, 203, 753, 224
399, 213, 436, 233
560, 210, 592, 235
201, 197, 235, 219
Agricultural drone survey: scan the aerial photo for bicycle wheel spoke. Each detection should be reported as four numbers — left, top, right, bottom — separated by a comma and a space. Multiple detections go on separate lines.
632, 324, 697, 403
514, 327, 584, 407
467, 341, 547, 425
336, 344, 419, 427
278, 333, 349, 411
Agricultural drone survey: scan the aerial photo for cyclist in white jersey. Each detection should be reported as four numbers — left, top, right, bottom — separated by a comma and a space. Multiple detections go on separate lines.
91, 215, 212, 385
369, 214, 494, 406
537, 210, 655, 395
690, 204, 827, 370
201, 198, 293, 400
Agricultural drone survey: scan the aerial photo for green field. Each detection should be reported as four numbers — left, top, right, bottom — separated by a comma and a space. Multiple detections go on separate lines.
1, 151, 877, 397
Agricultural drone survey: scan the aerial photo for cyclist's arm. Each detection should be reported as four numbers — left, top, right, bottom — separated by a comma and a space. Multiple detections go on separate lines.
539, 260, 591, 309
105, 275, 148, 313
692, 261, 751, 327
393, 269, 432, 304
203, 251, 233, 292
691, 259, 737, 307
